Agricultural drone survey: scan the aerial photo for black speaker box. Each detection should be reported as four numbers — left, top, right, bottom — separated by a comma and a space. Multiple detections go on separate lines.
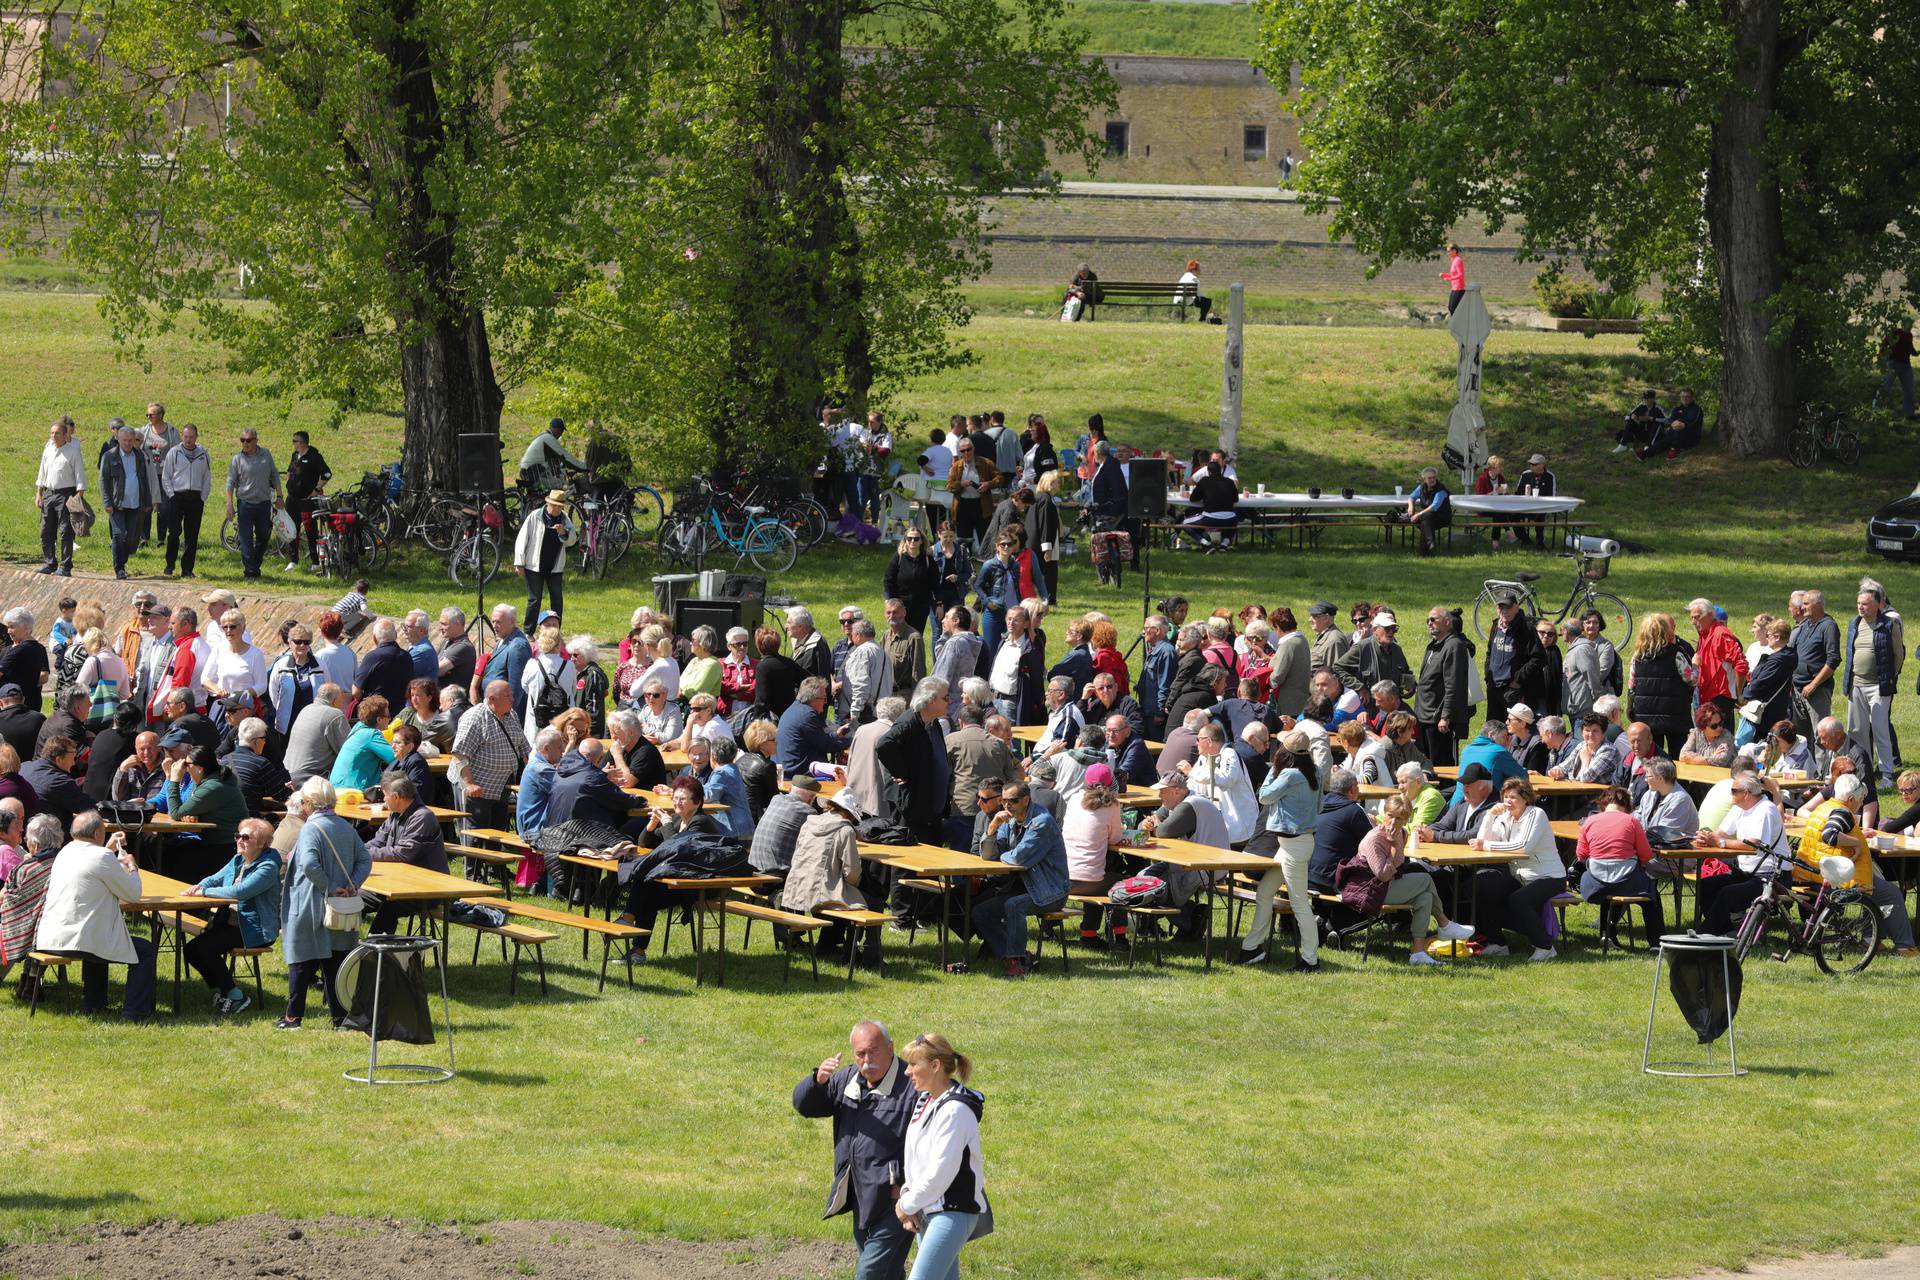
456, 433, 505, 494
1127, 457, 1169, 520
675, 598, 742, 640
718, 573, 765, 627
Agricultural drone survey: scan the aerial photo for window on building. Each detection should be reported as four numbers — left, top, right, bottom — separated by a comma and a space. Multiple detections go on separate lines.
1243, 125, 1268, 162
1105, 121, 1129, 159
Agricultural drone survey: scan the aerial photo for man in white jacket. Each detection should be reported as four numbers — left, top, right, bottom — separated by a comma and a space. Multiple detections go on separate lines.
513, 489, 575, 627
34, 812, 158, 1020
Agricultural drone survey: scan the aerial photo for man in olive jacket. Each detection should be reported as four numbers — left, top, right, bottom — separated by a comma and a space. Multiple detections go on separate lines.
792, 1020, 916, 1280
1415, 606, 1475, 766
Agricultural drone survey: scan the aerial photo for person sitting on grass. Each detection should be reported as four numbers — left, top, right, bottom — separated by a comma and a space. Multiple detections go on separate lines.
1574, 785, 1665, 948
1468, 777, 1567, 961
181, 816, 282, 1016
1614, 389, 1665, 454
1338, 794, 1474, 966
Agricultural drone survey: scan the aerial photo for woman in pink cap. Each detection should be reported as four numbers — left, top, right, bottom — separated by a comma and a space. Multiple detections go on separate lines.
1062, 763, 1127, 947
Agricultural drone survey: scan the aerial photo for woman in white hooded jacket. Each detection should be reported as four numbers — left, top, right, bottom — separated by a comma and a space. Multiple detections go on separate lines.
1182, 722, 1256, 844
1467, 776, 1568, 961
898, 1033, 990, 1280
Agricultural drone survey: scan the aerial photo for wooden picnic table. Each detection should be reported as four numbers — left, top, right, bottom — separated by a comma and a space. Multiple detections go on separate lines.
657, 873, 782, 986
360, 863, 496, 969
857, 841, 1016, 969
1116, 836, 1281, 969
118, 870, 235, 1015
425, 755, 450, 773
1402, 839, 1529, 920
1119, 784, 1160, 810
1432, 766, 1606, 799
1010, 724, 1165, 752
335, 801, 463, 826
781, 777, 845, 798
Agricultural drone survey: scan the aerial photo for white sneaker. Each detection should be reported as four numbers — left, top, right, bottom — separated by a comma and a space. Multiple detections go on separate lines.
1528, 946, 1558, 962
1478, 943, 1510, 956
1436, 921, 1473, 942
1409, 951, 1443, 966
283, 561, 299, 572
1611, 443, 1629, 453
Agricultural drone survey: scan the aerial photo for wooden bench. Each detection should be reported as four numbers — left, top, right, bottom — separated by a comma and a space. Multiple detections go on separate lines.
722, 901, 828, 984
176, 915, 274, 1010
22, 952, 76, 1017
1082, 280, 1200, 322
817, 907, 892, 982
463, 918, 560, 996
462, 898, 649, 992
445, 842, 525, 898
1066, 893, 1182, 968
1313, 893, 1411, 964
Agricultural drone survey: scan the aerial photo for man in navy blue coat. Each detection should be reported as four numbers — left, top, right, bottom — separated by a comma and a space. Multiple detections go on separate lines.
792, 1020, 916, 1280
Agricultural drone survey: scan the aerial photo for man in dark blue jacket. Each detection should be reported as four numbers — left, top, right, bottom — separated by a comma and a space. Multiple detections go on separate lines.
1307, 768, 1373, 893
777, 677, 843, 778
543, 739, 646, 838
792, 1020, 916, 1280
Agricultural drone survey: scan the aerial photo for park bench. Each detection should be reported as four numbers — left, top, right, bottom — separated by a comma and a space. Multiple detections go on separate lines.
1083, 279, 1198, 322
445, 841, 525, 897
461, 898, 648, 993
721, 900, 828, 985
817, 907, 892, 982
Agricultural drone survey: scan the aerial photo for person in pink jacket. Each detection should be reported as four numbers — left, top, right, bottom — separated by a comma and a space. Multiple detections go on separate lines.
1441, 244, 1466, 313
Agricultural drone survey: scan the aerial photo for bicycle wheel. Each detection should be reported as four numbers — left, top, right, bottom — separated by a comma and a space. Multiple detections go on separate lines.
449, 530, 499, 589
782, 497, 828, 549
421, 495, 468, 552
656, 513, 704, 566
1732, 896, 1781, 962
744, 520, 798, 573
1469, 586, 1501, 639
627, 486, 666, 540
1786, 425, 1818, 468
359, 521, 391, 572
605, 510, 634, 567
220, 514, 240, 553
1832, 429, 1861, 467
1582, 591, 1633, 640
1813, 893, 1879, 974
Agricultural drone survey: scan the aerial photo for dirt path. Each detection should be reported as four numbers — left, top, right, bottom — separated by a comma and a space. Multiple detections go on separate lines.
0, 1216, 850, 1279
1675, 1248, 1920, 1280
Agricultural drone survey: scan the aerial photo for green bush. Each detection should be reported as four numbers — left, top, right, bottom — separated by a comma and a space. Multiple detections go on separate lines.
1533, 264, 1643, 320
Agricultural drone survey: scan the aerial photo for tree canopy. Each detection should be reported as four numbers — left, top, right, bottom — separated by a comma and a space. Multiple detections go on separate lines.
0, 0, 1111, 487
1256, 0, 1920, 455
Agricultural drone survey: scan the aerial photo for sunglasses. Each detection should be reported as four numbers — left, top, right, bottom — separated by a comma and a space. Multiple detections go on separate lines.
290, 639, 310, 646
223, 624, 242, 632
646, 691, 664, 699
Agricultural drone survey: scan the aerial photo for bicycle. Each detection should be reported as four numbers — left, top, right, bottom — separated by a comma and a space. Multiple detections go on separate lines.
1470, 551, 1632, 639
1731, 851, 1878, 975
1786, 404, 1861, 469
311, 495, 390, 579
568, 484, 629, 580
447, 495, 504, 590
656, 480, 797, 573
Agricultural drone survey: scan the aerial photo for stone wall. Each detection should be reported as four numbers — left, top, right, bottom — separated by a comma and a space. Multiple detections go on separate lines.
1076, 55, 1301, 188
982, 185, 1543, 299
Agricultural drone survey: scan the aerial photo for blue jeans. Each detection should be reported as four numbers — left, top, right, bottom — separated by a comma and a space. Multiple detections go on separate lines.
237, 499, 272, 575
972, 886, 1061, 961
854, 1215, 914, 1280
907, 1210, 978, 1280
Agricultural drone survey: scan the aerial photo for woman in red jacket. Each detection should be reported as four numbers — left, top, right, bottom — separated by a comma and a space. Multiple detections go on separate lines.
1088, 618, 1129, 695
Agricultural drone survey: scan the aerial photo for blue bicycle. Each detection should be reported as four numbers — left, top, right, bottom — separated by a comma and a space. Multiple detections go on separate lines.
656, 478, 797, 572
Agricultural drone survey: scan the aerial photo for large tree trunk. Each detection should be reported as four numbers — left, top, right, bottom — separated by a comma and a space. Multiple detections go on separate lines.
1706, 0, 1793, 457
714, 0, 866, 472
379, 0, 503, 490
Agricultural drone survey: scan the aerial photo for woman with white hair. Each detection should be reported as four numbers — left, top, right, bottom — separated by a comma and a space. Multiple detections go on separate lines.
680, 626, 724, 699
276, 776, 370, 1030
719, 627, 757, 714
568, 634, 609, 736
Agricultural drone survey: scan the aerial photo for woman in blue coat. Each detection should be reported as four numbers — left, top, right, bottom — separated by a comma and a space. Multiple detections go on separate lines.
277, 776, 371, 1030
182, 815, 282, 1016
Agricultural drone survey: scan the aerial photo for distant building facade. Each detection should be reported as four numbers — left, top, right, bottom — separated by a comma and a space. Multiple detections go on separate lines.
1070, 55, 1301, 188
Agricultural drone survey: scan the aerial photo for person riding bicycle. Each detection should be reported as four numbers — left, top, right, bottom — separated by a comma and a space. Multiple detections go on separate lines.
519, 418, 586, 491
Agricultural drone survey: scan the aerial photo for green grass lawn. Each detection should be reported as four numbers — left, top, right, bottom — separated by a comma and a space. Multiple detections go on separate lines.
851, 0, 1257, 60
5, 290, 1920, 1277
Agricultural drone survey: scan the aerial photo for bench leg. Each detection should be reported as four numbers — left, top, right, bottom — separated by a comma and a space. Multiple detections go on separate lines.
508, 943, 520, 996
472, 929, 483, 965
598, 937, 611, 994
536, 946, 548, 996
25, 958, 44, 1017
249, 954, 264, 1009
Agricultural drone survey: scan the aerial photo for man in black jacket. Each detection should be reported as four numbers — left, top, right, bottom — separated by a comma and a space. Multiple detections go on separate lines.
1307, 768, 1372, 893
1334, 611, 1415, 710
1483, 591, 1546, 720
282, 430, 332, 570
791, 1020, 916, 1280
98, 423, 160, 579
1415, 607, 1475, 766
875, 677, 951, 847
544, 738, 646, 838
0, 683, 45, 763
364, 772, 449, 932
226, 717, 292, 814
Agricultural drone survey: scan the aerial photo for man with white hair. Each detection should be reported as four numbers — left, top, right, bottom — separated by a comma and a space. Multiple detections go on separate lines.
929, 607, 982, 729
35, 811, 157, 1020
877, 677, 953, 850
1592, 693, 1625, 743
792, 1020, 916, 1280
1687, 597, 1748, 727
284, 683, 348, 786
515, 725, 568, 845
352, 617, 414, 712
1033, 676, 1084, 758
787, 606, 832, 683
1696, 770, 1787, 933
450, 679, 530, 833
473, 604, 531, 717
227, 716, 291, 814
844, 696, 907, 824
1845, 580, 1904, 789
605, 707, 667, 792
403, 609, 438, 680
841, 617, 891, 727
1537, 715, 1578, 776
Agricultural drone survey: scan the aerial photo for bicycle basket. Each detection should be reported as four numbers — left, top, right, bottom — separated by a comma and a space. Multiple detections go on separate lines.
1579, 555, 1610, 580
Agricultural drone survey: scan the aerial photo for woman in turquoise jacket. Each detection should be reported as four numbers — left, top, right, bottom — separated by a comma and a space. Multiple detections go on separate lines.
277, 778, 371, 1030
328, 696, 396, 792
182, 815, 282, 1016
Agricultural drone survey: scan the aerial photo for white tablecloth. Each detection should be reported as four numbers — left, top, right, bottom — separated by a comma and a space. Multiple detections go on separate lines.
1166, 491, 1583, 517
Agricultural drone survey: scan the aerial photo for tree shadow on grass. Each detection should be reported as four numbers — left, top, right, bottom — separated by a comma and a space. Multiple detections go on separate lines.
0, 1190, 141, 1211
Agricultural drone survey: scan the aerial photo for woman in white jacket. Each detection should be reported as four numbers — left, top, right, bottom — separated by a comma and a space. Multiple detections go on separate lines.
32, 813, 158, 1019
1182, 722, 1256, 845
1468, 777, 1568, 960
898, 1033, 990, 1280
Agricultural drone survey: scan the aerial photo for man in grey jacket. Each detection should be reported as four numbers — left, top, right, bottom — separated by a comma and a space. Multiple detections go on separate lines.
284, 684, 349, 784
929, 607, 982, 729
158, 422, 214, 577
792, 1020, 916, 1280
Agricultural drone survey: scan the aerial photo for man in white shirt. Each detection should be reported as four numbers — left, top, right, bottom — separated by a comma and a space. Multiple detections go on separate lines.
35, 417, 86, 576
1032, 676, 1085, 758
1697, 772, 1787, 932
841, 619, 891, 726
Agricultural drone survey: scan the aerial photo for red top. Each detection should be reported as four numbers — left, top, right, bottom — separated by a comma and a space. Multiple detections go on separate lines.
1442, 253, 1466, 291
1092, 645, 1130, 695
1576, 809, 1653, 864
1693, 621, 1749, 703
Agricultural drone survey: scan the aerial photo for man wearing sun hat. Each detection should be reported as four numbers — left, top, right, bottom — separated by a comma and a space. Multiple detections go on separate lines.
1515, 452, 1556, 546
513, 488, 575, 626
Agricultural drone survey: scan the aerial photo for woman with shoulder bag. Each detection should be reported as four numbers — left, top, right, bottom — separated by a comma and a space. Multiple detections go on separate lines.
898, 1033, 991, 1280
1336, 794, 1473, 966
277, 776, 371, 1030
